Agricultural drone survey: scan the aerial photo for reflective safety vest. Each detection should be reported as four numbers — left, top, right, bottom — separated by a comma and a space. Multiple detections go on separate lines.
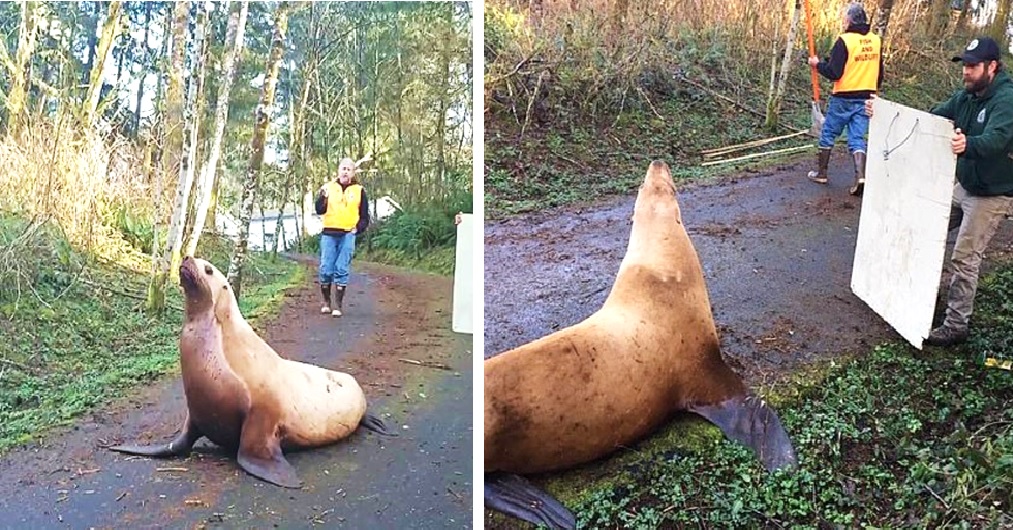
834, 32, 881, 94
321, 182, 363, 230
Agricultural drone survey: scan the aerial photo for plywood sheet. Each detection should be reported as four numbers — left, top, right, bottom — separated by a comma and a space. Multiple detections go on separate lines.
452, 213, 474, 334
851, 98, 956, 349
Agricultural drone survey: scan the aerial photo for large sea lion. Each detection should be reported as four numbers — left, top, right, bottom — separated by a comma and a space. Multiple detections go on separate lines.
484, 161, 798, 528
110, 256, 391, 487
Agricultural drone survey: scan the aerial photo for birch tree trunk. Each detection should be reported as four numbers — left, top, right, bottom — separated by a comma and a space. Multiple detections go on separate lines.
227, 2, 290, 300
875, 0, 896, 40
184, 0, 249, 257
133, 1, 151, 137
146, 0, 190, 314
765, 0, 801, 131
160, 1, 201, 285
989, 0, 1013, 45
0, 1, 41, 130
84, 1, 123, 126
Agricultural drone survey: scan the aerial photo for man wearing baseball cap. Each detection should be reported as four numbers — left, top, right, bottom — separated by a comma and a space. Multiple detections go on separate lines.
869, 36, 1013, 347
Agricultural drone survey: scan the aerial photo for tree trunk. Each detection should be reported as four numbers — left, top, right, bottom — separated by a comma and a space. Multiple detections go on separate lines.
610, 0, 630, 36
146, 0, 190, 314
927, 0, 951, 37
0, 1, 41, 130
185, 1, 249, 257
175, 0, 208, 260
989, 0, 1013, 45
134, 1, 151, 137
82, 1, 100, 86
435, 5, 451, 197
873, 0, 896, 40
85, 1, 123, 126
766, 0, 801, 131
227, 2, 290, 300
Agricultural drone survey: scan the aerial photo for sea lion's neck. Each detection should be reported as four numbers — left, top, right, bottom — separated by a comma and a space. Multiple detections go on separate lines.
620, 216, 697, 275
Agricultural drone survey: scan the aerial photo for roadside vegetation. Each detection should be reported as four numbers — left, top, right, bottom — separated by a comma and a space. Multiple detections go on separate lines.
485, 0, 983, 217
0, 214, 299, 455
485, 0, 1013, 527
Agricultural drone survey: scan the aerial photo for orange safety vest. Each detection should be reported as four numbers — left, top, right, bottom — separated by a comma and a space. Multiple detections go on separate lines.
833, 32, 881, 94
321, 182, 363, 230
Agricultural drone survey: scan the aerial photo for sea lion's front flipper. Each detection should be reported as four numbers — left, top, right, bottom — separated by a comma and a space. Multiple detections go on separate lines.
109, 412, 202, 457
236, 411, 302, 488
359, 412, 397, 436
485, 472, 576, 530
688, 395, 797, 471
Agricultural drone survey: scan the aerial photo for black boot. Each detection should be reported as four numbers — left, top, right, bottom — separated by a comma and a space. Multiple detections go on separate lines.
850, 151, 866, 196
320, 284, 332, 313
331, 285, 345, 317
807, 148, 832, 184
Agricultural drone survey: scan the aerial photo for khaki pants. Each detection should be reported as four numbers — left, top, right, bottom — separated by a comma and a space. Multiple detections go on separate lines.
943, 183, 1013, 330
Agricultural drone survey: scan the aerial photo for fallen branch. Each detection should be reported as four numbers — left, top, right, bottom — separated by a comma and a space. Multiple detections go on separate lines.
675, 71, 798, 133
701, 130, 808, 157
0, 357, 30, 372
156, 467, 189, 473
701, 144, 812, 167
398, 358, 451, 371
675, 73, 766, 119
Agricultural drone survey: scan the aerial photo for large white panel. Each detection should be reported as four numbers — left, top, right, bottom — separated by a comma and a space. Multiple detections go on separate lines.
852, 97, 956, 350
452, 214, 474, 334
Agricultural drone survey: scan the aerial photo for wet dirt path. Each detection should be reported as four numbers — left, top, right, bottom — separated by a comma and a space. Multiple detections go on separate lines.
0, 260, 472, 529
484, 153, 1013, 385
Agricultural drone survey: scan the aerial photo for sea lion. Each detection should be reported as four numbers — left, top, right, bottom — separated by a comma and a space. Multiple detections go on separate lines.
484, 161, 797, 529
110, 256, 391, 488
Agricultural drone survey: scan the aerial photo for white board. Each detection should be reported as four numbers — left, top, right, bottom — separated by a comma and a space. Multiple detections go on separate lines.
452, 213, 474, 334
851, 98, 956, 350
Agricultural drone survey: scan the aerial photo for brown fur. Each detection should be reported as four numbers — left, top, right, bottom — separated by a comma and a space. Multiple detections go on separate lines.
484, 161, 746, 475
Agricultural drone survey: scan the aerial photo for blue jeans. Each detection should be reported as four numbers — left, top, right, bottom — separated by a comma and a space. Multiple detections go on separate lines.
819, 96, 869, 153
319, 232, 356, 286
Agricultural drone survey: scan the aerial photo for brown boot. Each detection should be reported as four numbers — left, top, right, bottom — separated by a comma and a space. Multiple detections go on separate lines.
850, 151, 866, 196
319, 284, 331, 314
807, 148, 831, 184
331, 285, 345, 317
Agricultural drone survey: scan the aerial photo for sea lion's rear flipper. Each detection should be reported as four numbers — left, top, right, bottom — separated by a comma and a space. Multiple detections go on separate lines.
109, 413, 201, 457
360, 412, 397, 436
688, 395, 798, 471
485, 472, 576, 530
236, 411, 302, 488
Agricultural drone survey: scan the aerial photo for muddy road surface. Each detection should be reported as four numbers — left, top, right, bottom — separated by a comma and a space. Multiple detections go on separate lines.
485, 153, 1013, 383
0, 261, 473, 529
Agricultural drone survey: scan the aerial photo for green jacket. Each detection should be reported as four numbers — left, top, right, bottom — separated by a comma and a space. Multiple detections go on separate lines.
931, 69, 1013, 196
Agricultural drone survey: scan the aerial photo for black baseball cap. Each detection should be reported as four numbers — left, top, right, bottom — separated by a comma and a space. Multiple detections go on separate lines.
952, 36, 1002, 64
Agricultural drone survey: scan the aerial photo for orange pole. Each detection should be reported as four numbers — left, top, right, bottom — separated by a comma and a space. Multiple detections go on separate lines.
803, 0, 821, 103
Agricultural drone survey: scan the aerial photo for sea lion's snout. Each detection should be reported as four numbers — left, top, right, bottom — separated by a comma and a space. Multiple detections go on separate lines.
179, 256, 199, 293
642, 160, 677, 196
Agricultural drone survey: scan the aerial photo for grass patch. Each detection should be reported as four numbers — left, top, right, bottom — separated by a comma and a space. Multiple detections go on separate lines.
0, 216, 302, 455
356, 246, 457, 276
496, 262, 1013, 528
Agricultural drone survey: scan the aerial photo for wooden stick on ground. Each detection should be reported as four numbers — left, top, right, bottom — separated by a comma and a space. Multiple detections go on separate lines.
701, 130, 809, 157
398, 358, 452, 371
701, 144, 812, 167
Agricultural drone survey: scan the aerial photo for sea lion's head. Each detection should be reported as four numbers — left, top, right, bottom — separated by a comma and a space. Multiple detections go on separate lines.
634, 160, 682, 222
180, 256, 236, 321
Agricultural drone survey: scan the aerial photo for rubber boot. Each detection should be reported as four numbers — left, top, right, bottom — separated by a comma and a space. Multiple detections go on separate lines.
319, 284, 332, 314
807, 148, 831, 184
850, 151, 866, 196
331, 285, 345, 317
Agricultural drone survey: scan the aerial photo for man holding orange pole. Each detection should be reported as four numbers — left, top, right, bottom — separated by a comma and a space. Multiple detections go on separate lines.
806, 2, 883, 196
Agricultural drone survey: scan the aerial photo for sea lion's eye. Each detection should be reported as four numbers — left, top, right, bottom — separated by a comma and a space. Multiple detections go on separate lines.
205, 265, 213, 275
